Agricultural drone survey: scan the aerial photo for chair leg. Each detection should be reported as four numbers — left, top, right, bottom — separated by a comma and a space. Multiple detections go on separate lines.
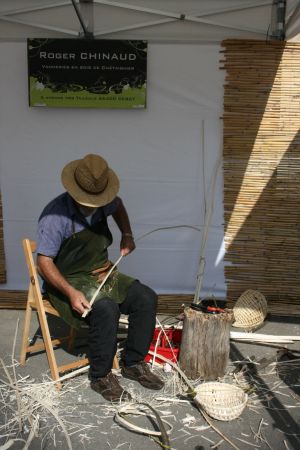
36, 308, 62, 389
20, 301, 32, 365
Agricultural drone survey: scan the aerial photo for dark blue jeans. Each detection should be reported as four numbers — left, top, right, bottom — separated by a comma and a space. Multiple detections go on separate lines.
86, 280, 157, 380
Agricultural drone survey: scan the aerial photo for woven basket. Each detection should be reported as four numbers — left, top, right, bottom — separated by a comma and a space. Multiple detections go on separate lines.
194, 382, 248, 421
232, 289, 267, 329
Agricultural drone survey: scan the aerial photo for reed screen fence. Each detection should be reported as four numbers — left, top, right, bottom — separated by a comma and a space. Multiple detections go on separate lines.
222, 39, 300, 314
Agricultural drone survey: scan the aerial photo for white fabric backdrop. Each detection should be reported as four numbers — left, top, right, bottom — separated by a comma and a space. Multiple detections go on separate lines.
0, 41, 225, 297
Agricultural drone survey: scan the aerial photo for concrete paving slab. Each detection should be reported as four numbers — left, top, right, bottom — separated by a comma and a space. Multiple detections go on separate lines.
0, 310, 300, 450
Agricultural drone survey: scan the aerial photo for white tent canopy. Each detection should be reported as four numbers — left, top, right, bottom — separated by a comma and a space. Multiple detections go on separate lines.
1, 1, 300, 298
0, 0, 300, 42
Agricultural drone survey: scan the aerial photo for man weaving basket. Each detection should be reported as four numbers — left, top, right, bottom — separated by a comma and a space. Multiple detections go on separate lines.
37, 153, 164, 401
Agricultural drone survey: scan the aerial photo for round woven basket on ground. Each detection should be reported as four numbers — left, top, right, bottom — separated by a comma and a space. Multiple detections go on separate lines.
194, 382, 248, 421
232, 289, 267, 329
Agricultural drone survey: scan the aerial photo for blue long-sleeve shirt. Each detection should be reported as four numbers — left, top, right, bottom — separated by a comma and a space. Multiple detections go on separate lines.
37, 192, 119, 258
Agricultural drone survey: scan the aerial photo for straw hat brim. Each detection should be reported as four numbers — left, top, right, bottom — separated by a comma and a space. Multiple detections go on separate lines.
61, 159, 120, 207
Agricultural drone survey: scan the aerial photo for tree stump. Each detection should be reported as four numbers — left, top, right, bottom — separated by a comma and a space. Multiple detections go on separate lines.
179, 307, 234, 380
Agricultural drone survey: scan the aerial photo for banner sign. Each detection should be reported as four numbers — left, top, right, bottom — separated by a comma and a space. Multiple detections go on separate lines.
27, 38, 147, 109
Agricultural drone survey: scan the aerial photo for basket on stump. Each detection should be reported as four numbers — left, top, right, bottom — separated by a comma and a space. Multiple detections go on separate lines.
232, 289, 267, 330
194, 382, 248, 421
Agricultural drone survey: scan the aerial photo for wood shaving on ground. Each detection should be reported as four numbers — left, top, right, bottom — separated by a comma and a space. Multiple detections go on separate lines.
0, 359, 100, 450
1, 317, 300, 449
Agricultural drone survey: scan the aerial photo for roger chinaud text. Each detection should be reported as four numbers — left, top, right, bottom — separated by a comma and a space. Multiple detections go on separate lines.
38, 52, 138, 61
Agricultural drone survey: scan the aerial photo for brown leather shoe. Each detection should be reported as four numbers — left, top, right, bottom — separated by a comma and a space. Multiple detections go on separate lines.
121, 361, 164, 390
91, 372, 132, 402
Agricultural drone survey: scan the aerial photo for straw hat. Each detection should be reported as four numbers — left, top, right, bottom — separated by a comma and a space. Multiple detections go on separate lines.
61, 154, 120, 207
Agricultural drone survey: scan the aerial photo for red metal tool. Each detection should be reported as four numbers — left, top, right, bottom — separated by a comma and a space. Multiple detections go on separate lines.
206, 306, 225, 313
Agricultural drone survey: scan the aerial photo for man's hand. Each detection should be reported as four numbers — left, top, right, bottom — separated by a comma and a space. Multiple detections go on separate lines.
69, 289, 91, 315
37, 255, 91, 316
120, 235, 136, 256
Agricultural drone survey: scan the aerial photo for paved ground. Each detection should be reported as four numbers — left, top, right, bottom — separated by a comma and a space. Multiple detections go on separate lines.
0, 309, 300, 450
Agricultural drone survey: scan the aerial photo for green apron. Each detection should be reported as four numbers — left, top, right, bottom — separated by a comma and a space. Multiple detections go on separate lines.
46, 218, 135, 329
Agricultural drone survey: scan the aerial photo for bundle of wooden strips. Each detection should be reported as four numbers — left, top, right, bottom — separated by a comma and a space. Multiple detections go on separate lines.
222, 39, 300, 312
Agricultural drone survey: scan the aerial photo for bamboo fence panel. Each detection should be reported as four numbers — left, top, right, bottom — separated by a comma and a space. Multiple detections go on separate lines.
0, 291, 300, 317
0, 191, 6, 283
0, 290, 27, 308
222, 39, 300, 313
0, 291, 193, 313
0, 292, 193, 313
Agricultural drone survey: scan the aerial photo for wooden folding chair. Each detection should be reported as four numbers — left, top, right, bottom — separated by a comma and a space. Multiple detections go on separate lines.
20, 238, 119, 388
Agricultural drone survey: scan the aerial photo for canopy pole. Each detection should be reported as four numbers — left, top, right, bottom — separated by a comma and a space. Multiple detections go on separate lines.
272, 0, 286, 40
79, 0, 94, 38
72, 0, 94, 38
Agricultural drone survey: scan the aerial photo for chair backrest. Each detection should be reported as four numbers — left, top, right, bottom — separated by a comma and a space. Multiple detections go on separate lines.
22, 238, 44, 309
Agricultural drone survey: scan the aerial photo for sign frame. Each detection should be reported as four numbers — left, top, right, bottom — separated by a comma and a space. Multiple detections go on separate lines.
27, 38, 147, 109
